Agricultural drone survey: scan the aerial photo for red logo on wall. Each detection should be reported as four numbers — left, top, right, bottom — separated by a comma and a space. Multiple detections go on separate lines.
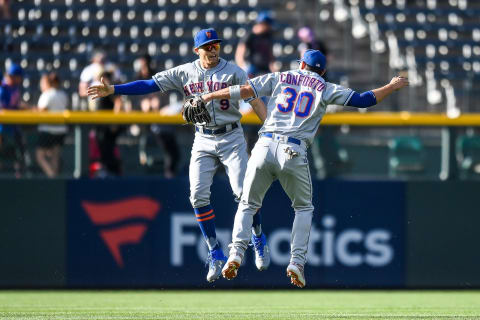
82, 196, 161, 268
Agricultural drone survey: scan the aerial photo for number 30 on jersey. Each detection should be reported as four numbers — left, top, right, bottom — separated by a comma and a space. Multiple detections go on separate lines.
277, 87, 314, 118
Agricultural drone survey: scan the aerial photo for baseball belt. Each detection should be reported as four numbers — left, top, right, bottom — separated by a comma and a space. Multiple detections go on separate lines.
260, 132, 303, 146
195, 122, 238, 135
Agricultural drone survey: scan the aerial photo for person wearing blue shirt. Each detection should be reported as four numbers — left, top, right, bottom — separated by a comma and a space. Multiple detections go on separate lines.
0, 63, 26, 177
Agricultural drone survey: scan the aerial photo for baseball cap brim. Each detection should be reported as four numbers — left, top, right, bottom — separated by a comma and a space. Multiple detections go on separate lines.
195, 39, 222, 49
297, 58, 312, 65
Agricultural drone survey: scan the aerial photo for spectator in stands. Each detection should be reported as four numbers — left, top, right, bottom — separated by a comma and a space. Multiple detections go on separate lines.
297, 27, 329, 57
235, 11, 277, 153
79, 50, 106, 98
0, 63, 27, 177
297, 27, 344, 178
36, 72, 68, 178
0, 0, 11, 20
135, 54, 161, 113
90, 71, 124, 177
297, 26, 330, 81
235, 11, 277, 78
134, 54, 180, 178
90, 68, 124, 113
79, 50, 123, 110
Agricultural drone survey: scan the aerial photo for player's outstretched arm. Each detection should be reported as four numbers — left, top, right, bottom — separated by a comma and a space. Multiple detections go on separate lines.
372, 76, 409, 103
249, 98, 267, 122
347, 76, 409, 108
88, 79, 160, 100
201, 84, 255, 103
87, 77, 114, 100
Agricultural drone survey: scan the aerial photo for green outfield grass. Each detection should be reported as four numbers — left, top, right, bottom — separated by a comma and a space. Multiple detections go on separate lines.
0, 290, 479, 319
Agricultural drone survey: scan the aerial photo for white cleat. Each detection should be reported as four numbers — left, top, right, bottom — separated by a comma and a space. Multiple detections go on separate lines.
251, 234, 270, 271
221, 253, 243, 280
286, 262, 306, 288
206, 249, 227, 282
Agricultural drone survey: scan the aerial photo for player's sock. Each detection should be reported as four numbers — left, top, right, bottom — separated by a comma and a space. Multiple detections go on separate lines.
252, 209, 262, 237
194, 205, 219, 250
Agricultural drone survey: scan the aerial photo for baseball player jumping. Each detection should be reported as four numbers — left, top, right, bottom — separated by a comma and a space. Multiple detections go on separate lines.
198, 49, 409, 287
87, 28, 271, 282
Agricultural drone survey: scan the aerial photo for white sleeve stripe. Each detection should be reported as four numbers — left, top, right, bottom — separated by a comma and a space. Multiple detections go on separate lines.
152, 75, 165, 92
247, 79, 259, 99
343, 90, 355, 106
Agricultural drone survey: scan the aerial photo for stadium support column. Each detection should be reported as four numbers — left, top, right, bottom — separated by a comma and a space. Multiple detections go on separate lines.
73, 125, 89, 178
439, 126, 458, 181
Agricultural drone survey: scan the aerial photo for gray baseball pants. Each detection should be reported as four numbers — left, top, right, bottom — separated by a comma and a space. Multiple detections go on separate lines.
229, 135, 314, 266
189, 126, 248, 208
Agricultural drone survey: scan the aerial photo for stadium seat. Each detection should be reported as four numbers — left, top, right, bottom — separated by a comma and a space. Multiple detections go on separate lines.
456, 134, 480, 179
0, 0, 372, 110
351, 0, 480, 111
311, 127, 350, 179
388, 136, 425, 177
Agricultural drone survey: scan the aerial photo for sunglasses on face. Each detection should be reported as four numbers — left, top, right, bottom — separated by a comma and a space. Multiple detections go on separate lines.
201, 42, 221, 51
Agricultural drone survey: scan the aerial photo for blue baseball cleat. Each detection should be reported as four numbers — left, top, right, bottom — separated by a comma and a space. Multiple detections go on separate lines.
251, 233, 270, 271
206, 248, 227, 282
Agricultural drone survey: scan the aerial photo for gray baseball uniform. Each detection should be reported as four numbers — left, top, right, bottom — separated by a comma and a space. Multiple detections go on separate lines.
229, 69, 353, 266
152, 58, 251, 210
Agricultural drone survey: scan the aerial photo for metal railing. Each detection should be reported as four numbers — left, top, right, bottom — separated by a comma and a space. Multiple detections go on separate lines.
1, 110, 480, 126
1, 110, 479, 180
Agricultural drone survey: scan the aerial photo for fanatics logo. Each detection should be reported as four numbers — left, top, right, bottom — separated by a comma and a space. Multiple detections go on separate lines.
82, 196, 161, 268
206, 31, 211, 38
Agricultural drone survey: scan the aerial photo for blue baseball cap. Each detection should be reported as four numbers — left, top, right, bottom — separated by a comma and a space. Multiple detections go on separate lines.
7, 63, 23, 77
256, 11, 273, 24
194, 28, 222, 49
299, 49, 327, 70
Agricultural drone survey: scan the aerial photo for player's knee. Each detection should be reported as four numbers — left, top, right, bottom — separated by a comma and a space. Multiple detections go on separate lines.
189, 195, 210, 208
236, 202, 258, 218
239, 199, 260, 212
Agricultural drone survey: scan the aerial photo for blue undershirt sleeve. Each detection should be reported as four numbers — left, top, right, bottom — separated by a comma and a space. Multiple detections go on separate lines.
347, 91, 377, 108
113, 79, 160, 95
0, 87, 9, 109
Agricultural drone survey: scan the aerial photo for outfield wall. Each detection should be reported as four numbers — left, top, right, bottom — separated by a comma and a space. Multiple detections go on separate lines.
0, 178, 478, 288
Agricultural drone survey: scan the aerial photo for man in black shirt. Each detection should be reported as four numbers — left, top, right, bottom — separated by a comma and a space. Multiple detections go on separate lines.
93, 71, 123, 176
235, 11, 277, 78
235, 12, 278, 154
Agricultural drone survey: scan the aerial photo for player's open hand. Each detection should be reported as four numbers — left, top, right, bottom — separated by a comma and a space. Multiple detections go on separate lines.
87, 77, 114, 100
389, 76, 409, 91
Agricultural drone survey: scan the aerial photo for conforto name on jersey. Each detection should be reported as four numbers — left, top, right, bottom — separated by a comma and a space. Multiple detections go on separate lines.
280, 73, 326, 92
